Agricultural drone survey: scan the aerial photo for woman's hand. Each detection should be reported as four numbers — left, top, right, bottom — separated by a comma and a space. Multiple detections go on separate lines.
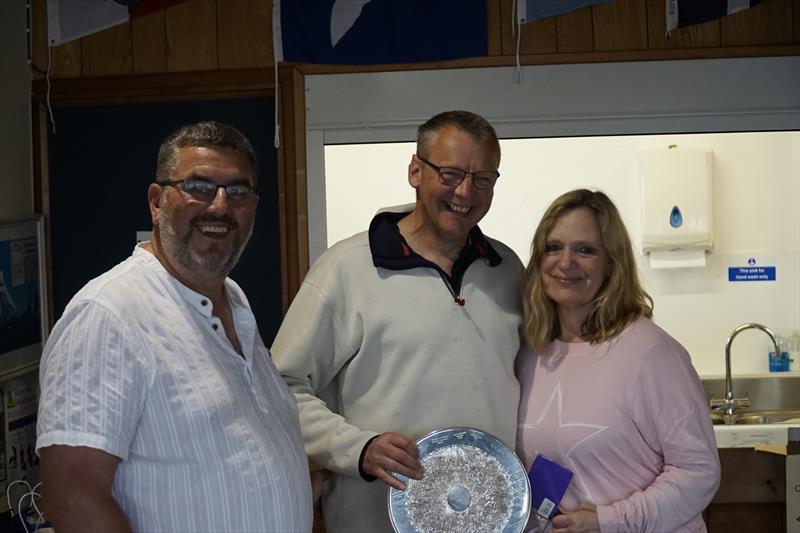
551, 502, 600, 533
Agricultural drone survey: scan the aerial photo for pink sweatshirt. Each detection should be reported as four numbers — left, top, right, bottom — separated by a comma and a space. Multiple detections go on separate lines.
516, 319, 720, 533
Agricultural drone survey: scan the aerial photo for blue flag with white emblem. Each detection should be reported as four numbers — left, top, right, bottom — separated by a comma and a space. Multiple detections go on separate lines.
273, 0, 488, 64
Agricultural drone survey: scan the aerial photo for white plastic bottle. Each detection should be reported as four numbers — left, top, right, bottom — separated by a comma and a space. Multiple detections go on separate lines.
787, 330, 800, 372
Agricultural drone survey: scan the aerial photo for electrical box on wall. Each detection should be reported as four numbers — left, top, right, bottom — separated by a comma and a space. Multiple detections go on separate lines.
639, 145, 714, 268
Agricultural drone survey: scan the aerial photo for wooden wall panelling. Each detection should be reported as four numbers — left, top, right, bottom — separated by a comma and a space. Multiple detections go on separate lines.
132, 11, 168, 74
31, 69, 274, 108
31, 102, 54, 328
165, 0, 218, 72
795, 0, 800, 42
31, 0, 48, 77
218, 0, 272, 69
31, 0, 800, 83
31, 103, 48, 222
721, 0, 794, 46
499, 0, 515, 55
592, 0, 648, 51
499, 0, 557, 55
556, 9, 594, 53
51, 40, 82, 78
646, 0, 720, 50
521, 18, 558, 54
487, 0, 503, 55
81, 24, 133, 77
276, 64, 308, 308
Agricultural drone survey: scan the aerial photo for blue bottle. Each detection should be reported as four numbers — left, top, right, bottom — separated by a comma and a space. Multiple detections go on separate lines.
768, 336, 789, 372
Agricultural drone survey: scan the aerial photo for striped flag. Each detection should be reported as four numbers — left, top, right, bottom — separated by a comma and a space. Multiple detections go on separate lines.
666, 0, 762, 32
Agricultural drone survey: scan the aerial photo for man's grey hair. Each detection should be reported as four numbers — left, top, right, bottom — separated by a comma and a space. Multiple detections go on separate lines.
416, 110, 501, 163
155, 121, 259, 185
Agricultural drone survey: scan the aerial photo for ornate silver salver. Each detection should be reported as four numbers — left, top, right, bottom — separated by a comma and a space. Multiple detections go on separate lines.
388, 427, 530, 533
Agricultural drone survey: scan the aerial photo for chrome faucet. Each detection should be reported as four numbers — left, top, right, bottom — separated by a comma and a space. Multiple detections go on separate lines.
711, 323, 781, 416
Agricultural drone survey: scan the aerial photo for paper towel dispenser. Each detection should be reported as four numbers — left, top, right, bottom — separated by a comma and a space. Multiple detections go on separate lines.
639, 145, 713, 268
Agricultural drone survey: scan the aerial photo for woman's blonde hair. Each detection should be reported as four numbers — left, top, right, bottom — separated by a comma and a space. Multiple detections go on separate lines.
522, 189, 653, 351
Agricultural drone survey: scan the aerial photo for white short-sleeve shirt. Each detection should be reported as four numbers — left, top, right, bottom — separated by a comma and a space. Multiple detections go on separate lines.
37, 244, 312, 533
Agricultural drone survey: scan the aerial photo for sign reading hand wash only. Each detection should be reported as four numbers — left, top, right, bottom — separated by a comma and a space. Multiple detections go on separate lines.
728, 257, 776, 282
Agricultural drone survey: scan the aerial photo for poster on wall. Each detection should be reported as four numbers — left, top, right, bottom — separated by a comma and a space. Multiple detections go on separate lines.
0, 371, 40, 514
0, 216, 48, 380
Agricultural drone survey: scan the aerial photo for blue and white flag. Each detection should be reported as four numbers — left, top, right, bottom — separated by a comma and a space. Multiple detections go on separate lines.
666, 0, 762, 32
516, 0, 613, 24
273, 0, 488, 64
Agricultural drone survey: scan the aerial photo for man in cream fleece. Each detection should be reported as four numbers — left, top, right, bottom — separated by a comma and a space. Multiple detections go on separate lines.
272, 110, 523, 532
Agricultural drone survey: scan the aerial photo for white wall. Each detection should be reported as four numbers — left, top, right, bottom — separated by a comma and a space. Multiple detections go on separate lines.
306, 57, 800, 265
324, 132, 800, 377
0, 0, 33, 218
308, 58, 800, 379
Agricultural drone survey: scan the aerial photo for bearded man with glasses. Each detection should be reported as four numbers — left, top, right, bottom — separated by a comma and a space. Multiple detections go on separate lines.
272, 110, 523, 532
36, 121, 312, 533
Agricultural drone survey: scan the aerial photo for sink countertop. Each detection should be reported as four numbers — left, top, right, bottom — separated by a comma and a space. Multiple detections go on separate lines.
714, 423, 798, 448
701, 371, 800, 379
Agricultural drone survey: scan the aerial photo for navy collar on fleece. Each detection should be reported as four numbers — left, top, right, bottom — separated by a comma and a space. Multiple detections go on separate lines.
367, 210, 502, 278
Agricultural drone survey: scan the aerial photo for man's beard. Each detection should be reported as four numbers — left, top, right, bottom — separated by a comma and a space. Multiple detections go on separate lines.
157, 205, 253, 280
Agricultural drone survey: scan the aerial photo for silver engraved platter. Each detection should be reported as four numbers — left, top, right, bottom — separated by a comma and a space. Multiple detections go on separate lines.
388, 427, 531, 533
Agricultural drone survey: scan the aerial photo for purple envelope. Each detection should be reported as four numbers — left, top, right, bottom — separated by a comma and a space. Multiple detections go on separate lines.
528, 453, 574, 519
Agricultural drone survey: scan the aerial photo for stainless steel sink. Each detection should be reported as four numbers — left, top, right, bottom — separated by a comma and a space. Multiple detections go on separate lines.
703, 375, 800, 425
710, 408, 800, 425
703, 375, 800, 410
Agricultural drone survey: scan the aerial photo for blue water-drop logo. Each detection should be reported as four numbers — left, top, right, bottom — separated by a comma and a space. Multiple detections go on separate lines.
669, 206, 683, 228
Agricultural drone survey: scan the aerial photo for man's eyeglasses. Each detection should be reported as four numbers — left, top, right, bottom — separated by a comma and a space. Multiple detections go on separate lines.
416, 155, 500, 190
158, 178, 259, 204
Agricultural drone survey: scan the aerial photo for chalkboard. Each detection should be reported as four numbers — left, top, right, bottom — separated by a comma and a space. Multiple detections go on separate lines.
47, 98, 283, 343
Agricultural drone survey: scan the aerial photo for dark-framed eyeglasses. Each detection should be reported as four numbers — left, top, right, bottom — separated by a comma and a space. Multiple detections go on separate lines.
416, 155, 500, 190
158, 178, 259, 204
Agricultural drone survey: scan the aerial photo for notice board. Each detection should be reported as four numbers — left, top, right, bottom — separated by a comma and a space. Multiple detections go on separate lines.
47, 98, 283, 343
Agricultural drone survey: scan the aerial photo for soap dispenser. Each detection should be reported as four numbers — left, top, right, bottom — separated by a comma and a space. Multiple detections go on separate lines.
639, 145, 714, 268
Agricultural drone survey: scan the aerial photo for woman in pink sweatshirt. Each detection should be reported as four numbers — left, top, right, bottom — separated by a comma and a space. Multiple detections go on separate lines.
517, 189, 720, 533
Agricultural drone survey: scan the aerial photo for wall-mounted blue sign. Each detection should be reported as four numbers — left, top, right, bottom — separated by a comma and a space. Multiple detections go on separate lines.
728, 266, 776, 282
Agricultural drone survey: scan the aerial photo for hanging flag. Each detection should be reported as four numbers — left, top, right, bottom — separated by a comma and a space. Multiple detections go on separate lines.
274, 0, 488, 64
516, 0, 614, 24
47, 0, 127, 45
46, 0, 188, 46
666, 0, 762, 33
